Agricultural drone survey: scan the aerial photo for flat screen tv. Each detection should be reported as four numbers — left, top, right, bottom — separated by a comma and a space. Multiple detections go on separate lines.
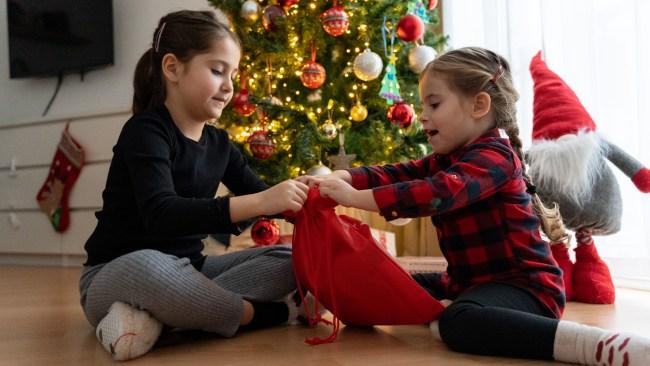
7, 0, 114, 79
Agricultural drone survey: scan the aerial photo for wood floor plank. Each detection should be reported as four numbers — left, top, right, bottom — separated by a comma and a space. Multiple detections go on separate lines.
1, 266, 649, 365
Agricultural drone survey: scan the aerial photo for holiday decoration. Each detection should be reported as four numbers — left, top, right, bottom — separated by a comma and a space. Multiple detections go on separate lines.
396, 14, 425, 42
428, 0, 438, 10
279, 0, 298, 9
307, 163, 333, 176
327, 133, 356, 170
379, 21, 402, 105
387, 102, 415, 128
211, 0, 448, 184
248, 130, 276, 159
350, 102, 368, 122
320, 1, 349, 37
36, 123, 85, 232
322, 120, 338, 140
232, 75, 256, 116
353, 48, 384, 81
408, 45, 437, 74
251, 218, 281, 246
262, 4, 285, 31
240, 0, 260, 22
526, 51, 650, 304
407, 0, 431, 23
300, 46, 327, 89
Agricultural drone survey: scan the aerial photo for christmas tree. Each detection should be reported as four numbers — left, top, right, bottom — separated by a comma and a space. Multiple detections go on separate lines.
211, 0, 448, 184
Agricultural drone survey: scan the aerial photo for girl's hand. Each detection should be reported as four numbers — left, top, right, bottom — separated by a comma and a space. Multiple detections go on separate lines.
295, 170, 352, 188
260, 179, 309, 214
318, 178, 357, 207
294, 175, 323, 188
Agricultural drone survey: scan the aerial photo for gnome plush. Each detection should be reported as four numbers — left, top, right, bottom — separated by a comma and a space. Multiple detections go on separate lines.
526, 51, 650, 304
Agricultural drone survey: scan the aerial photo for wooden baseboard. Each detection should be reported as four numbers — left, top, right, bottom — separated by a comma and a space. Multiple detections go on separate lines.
0, 253, 85, 267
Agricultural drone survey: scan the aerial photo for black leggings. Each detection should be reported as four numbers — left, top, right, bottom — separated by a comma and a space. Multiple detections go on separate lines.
413, 274, 560, 360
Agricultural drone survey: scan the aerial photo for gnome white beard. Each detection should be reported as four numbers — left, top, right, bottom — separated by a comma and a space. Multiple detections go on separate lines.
528, 130, 607, 207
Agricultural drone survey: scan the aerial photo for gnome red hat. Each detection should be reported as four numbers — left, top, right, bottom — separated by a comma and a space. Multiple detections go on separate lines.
529, 51, 597, 141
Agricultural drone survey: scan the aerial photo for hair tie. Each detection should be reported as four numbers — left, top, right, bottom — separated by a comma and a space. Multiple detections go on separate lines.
490, 62, 504, 83
154, 22, 167, 53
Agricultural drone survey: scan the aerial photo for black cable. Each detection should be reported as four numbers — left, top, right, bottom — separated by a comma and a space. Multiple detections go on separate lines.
42, 73, 64, 116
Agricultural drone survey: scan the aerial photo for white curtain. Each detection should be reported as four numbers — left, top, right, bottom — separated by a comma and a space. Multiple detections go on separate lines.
442, 0, 650, 288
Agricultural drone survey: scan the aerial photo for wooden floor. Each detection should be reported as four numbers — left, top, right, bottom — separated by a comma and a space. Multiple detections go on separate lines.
2, 266, 650, 366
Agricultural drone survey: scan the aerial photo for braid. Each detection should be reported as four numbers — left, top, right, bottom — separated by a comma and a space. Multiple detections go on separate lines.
503, 125, 570, 243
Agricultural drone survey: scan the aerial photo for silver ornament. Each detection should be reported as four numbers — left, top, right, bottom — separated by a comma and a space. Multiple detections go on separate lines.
353, 48, 383, 81
408, 45, 437, 74
240, 0, 260, 22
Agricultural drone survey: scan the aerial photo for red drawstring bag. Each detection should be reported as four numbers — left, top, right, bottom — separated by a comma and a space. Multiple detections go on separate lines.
290, 188, 445, 344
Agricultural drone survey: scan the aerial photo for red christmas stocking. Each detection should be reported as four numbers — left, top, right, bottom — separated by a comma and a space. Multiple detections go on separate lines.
550, 243, 574, 301
572, 229, 615, 304
36, 124, 85, 233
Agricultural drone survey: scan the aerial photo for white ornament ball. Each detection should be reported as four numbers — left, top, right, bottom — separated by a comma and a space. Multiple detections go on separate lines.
408, 45, 437, 74
388, 218, 413, 226
353, 48, 383, 81
306, 164, 333, 176
240, 0, 260, 22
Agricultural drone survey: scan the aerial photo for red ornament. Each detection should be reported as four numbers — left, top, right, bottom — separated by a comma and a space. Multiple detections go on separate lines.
251, 218, 280, 246
262, 5, 286, 31
387, 102, 415, 128
300, 46, 326, 89
232, 75, 256, 116
428, 0, 438, 10
279, 0, 298, 9
396, 14, 425, 42
320, 1, 349, 37
248, 130, 276, 159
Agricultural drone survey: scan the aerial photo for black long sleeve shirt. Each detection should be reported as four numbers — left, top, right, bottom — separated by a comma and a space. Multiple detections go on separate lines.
84, 105, 268, 267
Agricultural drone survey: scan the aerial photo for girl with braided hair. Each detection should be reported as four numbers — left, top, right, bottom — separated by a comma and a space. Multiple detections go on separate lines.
298, 47, 650, 365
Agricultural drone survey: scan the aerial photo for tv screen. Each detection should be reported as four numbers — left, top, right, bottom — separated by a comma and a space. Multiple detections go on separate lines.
7, 0, 113, 79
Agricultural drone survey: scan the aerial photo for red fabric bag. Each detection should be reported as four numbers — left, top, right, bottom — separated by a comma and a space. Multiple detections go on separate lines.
291, 188, 445, 344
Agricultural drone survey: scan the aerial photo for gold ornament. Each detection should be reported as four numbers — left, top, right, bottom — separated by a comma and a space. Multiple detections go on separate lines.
350, 103, 368, 122
322, 120, 338, 140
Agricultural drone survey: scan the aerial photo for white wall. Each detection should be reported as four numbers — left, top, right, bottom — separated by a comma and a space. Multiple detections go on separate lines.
0, 0, 213, 125
0, 0, 221, 266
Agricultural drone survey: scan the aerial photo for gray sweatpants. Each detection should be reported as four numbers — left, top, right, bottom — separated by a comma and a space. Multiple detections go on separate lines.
79, 245, 295, 338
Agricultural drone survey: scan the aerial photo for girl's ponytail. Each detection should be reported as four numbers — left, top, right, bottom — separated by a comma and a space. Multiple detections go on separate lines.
132, 48, 163, 114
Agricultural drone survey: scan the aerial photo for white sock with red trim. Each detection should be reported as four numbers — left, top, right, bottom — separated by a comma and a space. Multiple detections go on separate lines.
553, 320, 650, 365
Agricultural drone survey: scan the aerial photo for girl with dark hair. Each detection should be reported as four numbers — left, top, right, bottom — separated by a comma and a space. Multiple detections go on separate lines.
299, 47, 650, 365
79, 10, 309, 361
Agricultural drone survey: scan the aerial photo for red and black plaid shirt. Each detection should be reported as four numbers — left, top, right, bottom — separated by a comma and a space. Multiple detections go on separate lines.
348, 129, 565, 318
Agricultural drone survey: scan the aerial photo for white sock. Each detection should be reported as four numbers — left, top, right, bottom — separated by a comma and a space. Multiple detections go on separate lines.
554, 320, 650, 365
96, 301, 163, 361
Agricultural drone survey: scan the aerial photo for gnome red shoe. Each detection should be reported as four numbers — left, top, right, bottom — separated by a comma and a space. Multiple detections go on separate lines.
572, 243, 615, 304
550, 243, 574, 301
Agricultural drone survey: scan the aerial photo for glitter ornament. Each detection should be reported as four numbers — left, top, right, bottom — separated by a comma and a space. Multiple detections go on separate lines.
232, 75, 256, 116
408, 45, 437, 74
262, 4, 285, 31
387, 102, 415, 128
353, 48, 383, 81
300, 46, 326, 89
320, 1, 349, 37
396, 14, 425, 42
251, 218, 280, 246
248, 130, 276, 159
350, 102, 368, 122
322, 120, 338, 140
240, 0, 260, 22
